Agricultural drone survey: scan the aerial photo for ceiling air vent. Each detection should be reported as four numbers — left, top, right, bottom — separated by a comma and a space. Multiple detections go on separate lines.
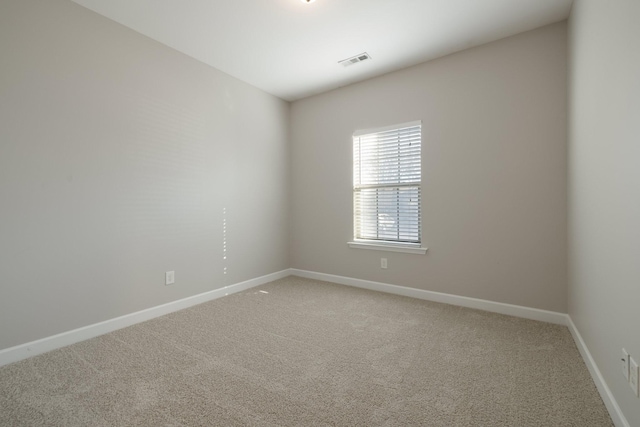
338, 52, 371, 67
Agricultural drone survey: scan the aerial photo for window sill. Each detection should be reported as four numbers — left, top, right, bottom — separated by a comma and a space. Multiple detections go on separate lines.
347, 241, 428, 254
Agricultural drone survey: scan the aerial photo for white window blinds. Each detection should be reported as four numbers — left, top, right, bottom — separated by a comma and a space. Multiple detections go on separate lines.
353, 121, 421, 244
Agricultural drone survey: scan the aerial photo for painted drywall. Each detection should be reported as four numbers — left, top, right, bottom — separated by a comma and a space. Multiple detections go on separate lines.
568, 0, 640, 424
290, 23, 568, 312
0, 0, 289, 351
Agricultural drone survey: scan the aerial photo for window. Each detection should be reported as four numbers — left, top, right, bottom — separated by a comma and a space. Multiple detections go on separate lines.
349, 121, 425, 254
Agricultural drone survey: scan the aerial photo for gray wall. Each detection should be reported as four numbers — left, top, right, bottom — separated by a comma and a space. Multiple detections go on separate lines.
6, 3, 636, 422
568, 0, 640, 425
0, 0, 290, 350
290, 23, 568, 312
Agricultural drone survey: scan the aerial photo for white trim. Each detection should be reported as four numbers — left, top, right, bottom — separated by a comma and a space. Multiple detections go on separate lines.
289, 269, 567, 325
348, 241, 427, 254
0, 269, 289, 368
289, 269, 627, 425
566, 317, 630, 427
353, 120, 422, 137
0, 266, 628, 427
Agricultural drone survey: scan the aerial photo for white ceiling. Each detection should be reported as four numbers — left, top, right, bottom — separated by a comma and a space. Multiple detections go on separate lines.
71, 0, 573, 101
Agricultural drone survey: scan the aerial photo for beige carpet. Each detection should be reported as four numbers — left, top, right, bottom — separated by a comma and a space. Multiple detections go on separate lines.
0, 276, 613, 426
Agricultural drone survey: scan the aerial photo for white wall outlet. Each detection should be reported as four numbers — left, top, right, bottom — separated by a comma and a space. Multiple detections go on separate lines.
165, 271, 175, 285
381, 258, 387, 269
630, 357, 639, 397
622, 348, 630, 381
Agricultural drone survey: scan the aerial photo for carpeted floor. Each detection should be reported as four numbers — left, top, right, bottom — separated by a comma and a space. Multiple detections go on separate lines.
0, 276, 613, 426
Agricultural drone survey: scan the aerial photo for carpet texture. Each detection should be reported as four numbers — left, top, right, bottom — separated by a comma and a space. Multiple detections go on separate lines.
0, 276, 613, 426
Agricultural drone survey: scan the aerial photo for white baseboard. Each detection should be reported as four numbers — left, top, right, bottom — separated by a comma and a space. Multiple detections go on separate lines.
0, 269, 289, 368
566, 317, 630, 427
1, 267, 628, 426
290, 269, 568, 325
290, 268, 628, 426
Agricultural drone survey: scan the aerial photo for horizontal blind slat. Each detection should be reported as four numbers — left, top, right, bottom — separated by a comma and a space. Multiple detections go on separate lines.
354, 123, 422, 244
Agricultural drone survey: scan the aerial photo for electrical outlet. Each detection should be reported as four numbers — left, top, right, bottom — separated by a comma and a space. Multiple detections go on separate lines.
165, 271, 175, 285
381, 258, 387, 269
630, 357, 639, 397
622, 348, 630, 381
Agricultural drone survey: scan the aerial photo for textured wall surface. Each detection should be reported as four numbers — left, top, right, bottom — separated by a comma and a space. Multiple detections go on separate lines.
291, 23, 568, 312
568, 0, 640, 425
0, 0, 290, 350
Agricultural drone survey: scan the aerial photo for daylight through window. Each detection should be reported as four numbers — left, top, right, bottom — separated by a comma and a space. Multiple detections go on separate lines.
353, 121, 422, 245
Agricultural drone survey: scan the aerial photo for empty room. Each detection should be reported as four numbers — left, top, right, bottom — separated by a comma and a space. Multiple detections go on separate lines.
0, 0, 638, 425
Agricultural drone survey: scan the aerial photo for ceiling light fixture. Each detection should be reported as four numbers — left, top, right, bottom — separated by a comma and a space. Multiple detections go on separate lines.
301, 0, 316, 3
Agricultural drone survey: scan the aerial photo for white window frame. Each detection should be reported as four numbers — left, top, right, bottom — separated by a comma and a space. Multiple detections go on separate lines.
348, 120, 427, 255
